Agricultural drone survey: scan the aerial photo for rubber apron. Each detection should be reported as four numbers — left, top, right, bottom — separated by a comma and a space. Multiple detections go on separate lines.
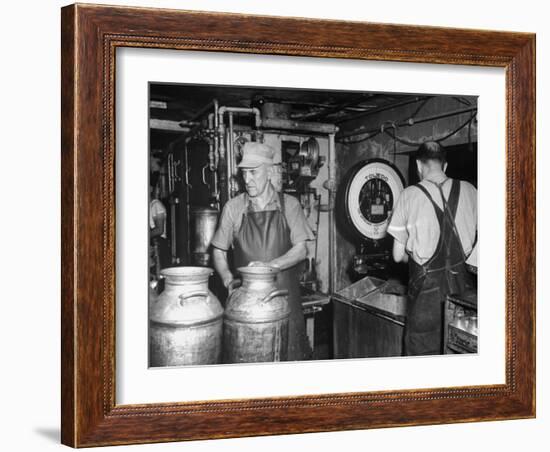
233, 193, 311, 361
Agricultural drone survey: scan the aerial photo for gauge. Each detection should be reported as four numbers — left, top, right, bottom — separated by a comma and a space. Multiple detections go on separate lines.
341, 159, 404, 241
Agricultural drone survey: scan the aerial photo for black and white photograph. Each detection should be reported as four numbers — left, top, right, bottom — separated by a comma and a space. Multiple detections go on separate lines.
4, 0, 545, 450
148, 83, 478, 366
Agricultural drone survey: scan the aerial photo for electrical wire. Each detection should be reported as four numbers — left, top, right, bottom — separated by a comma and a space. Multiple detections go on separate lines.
452, 96, 473, 107
336, 97, 431, 145
336, 103, 477, 150
409, 97, 432, 120
383, 111, 477, 149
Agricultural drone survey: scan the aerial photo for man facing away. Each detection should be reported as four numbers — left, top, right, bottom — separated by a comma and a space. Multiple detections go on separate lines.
387, 141, 477, 356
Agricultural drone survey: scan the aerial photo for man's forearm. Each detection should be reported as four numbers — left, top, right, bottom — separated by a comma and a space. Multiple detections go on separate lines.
269, 242, 307, 270
212, 248, 234, 287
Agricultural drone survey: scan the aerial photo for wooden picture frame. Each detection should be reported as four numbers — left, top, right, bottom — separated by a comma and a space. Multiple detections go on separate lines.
61, 3, 535, 447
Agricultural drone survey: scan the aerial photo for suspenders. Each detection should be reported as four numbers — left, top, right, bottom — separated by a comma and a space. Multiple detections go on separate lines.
415, 179, 467, 261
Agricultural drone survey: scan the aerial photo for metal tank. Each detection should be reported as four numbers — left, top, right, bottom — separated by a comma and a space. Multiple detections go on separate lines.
190, 207, 218, 266
149, 266, 223, 366
223, 266, 290, 363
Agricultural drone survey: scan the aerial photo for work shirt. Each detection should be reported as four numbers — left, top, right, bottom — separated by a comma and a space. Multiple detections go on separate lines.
149, 199, 167, 238
211, 191, 314, 251
387, 176, 477, 266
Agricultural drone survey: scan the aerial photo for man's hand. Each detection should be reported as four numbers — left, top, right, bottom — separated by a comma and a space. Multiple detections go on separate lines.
268, 242, 307, 270
392, 239, 409, 263
223, 275, 235, 289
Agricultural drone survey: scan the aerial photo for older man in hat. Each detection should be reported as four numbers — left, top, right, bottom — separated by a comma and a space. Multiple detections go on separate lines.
387, 141, 477, 356
211, 142, 313, 361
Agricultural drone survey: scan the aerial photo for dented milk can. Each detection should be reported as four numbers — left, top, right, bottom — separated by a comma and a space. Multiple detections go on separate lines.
223, 266, 290, 363
149, 267, 223, 366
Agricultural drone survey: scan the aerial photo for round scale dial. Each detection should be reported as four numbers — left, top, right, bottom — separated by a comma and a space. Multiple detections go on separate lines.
343, 160, 404, 241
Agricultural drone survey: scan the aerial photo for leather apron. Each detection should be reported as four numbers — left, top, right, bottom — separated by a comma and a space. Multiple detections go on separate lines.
233, 193, 311, 361
404, 179, 473, 356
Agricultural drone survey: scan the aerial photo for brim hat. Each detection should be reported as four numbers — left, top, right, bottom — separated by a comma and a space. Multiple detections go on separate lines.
237, 142, 275, 168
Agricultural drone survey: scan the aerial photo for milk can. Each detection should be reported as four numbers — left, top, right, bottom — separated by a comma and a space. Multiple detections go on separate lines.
223, 266, 290, 363
149, 266, 223, 367
190, 207, 218, 266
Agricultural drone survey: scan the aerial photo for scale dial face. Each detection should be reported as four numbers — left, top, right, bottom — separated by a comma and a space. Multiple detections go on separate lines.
344, 160, 404, 240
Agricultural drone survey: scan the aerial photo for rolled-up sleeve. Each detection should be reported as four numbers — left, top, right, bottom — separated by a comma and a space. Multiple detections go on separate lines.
284, 195, 315, 245
387, 191, 409, 245
210, 202, 235, 251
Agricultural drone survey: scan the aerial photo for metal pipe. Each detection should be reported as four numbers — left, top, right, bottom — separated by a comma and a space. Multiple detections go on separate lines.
170, 200, 177, 264
224, 125, 231, 201
210, 101, 220, 206
207, 139, 215, 170
226, 123, 327, 138
327, 133, 337, 294
213, 100, 220, 170
219, 106, 261, 128
206, 114, 215, 172
184, 142, 191, 262
216, 106, 229, 205
261, 118, 338, 134
314, 194, 321, 272
228, 112, 234, 175
228, 112, 235, 198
